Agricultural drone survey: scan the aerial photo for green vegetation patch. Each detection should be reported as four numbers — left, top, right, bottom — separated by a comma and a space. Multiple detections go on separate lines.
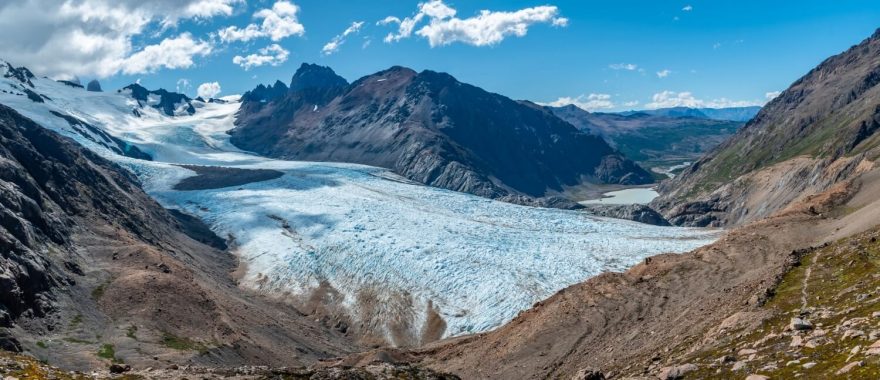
161, 332, 209, 353
685, 229, 880, 379
96, 343, 123, 363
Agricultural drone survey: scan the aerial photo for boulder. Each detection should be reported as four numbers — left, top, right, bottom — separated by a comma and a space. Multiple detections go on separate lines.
836, 361, 863, 375
789, 317, 813, 331
109, 363, 131, 373
571, 367, 606, 380
658, 364, 697, 379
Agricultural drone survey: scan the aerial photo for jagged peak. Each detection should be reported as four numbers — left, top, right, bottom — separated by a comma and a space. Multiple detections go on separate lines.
290, 62, 348, 91
272, 79, 288, 90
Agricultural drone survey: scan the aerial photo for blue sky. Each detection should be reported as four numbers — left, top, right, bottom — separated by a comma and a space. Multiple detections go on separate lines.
2, 0, 880, 111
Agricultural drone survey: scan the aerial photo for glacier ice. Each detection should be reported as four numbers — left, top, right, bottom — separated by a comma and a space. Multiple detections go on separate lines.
0, 71, 721, 344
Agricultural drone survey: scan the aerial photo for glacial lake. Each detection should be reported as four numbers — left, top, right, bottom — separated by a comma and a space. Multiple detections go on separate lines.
580, 187, 660, 205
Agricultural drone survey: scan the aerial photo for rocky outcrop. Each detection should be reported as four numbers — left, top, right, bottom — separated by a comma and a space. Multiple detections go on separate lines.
580, 204, 670, 226
119, 83, 195, 116
231, 64, 652, 202
86, 79, 102, 92
0, 102, 162, 327
654, 28, 880, 226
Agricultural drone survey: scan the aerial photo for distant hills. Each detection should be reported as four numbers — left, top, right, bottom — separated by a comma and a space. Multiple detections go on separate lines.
231, 64, 653, 204
617, 106, 761, 122
549, 105, 745, 176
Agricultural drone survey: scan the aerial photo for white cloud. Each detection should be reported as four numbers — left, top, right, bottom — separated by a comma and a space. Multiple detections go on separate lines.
197, 81, 221, 98
232, 44, 289, 70
609, 63, 638, 71
121, 33, 212, 75
377, 16, 401, 26
622, 100, 639, 108
380, 0, 566, 47
656, 69, 671, 78
540, 93, 615, 111
645, 91, 764, 109
765, 91, 782, 100
218, 1, 305, 42
0, 0, 237, 78
552, 17, 569, 27
322, 21, 364, 55
176, 78, 191, 93
682, 5, 693, 11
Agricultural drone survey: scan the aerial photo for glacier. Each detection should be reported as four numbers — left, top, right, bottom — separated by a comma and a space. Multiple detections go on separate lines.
0, 67, 721, 345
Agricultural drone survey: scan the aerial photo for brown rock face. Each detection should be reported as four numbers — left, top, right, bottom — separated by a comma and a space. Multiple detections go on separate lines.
231, 64, 652, 202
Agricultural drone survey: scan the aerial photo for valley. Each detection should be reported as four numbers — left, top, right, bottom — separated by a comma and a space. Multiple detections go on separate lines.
1, 3, 880, 378
0, 63, 718, 363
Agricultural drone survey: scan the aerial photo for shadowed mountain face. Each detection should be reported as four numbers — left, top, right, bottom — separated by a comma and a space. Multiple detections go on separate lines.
0, 102, 358, 367
653, 28, 880, 226
231, 64, 652, 201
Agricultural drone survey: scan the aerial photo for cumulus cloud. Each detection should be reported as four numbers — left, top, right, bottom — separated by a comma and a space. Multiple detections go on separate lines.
176, 78, 191, 93
0, 0, 238, 78
682, 5, 693, 11
379, 0, 567, 47
322, 21, 364, 55
121, 33, 212, 75
232, 44, 290, 70
540, 93, 616, 111
609, 63, 638, 71
197, 81, 221, 98
656, 69, 671, 78
645, 91, 763, 109
218, 1, 305, 42
765, 91, 782, 100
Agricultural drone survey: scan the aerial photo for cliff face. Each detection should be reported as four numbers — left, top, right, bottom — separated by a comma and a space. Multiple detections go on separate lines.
0, 103, 357, 368
653, 29, 880, 226
231, 64, 652, 203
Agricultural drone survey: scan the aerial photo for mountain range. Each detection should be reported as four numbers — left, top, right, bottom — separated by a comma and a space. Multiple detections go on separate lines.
2, 25, 880, 380
230, 63, 653, 205
617, 106, 761, 122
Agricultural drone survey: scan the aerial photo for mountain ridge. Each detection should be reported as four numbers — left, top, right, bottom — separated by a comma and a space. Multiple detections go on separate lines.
230, 63, 653, 204
652, 27, 880, 226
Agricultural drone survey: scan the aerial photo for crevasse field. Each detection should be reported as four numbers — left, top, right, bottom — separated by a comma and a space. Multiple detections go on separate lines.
0, 69, 721, 343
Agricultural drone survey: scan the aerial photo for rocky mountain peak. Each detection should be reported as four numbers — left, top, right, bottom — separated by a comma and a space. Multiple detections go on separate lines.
86, 79, 102, 92
119, 83, 195, 117
1, 61, 35, 87
289, 63, 348, 92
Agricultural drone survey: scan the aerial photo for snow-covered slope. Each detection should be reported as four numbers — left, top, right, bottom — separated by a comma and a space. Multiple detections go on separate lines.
0, 62, 721, 345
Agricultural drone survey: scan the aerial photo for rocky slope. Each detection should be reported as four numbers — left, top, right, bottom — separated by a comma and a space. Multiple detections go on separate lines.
0, 103, 361, 370
550, 105, 743, 174
653, 28, 880, 227
230, 64, 652, 204
408, 151, 880, 379
374, 28, 880, 379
